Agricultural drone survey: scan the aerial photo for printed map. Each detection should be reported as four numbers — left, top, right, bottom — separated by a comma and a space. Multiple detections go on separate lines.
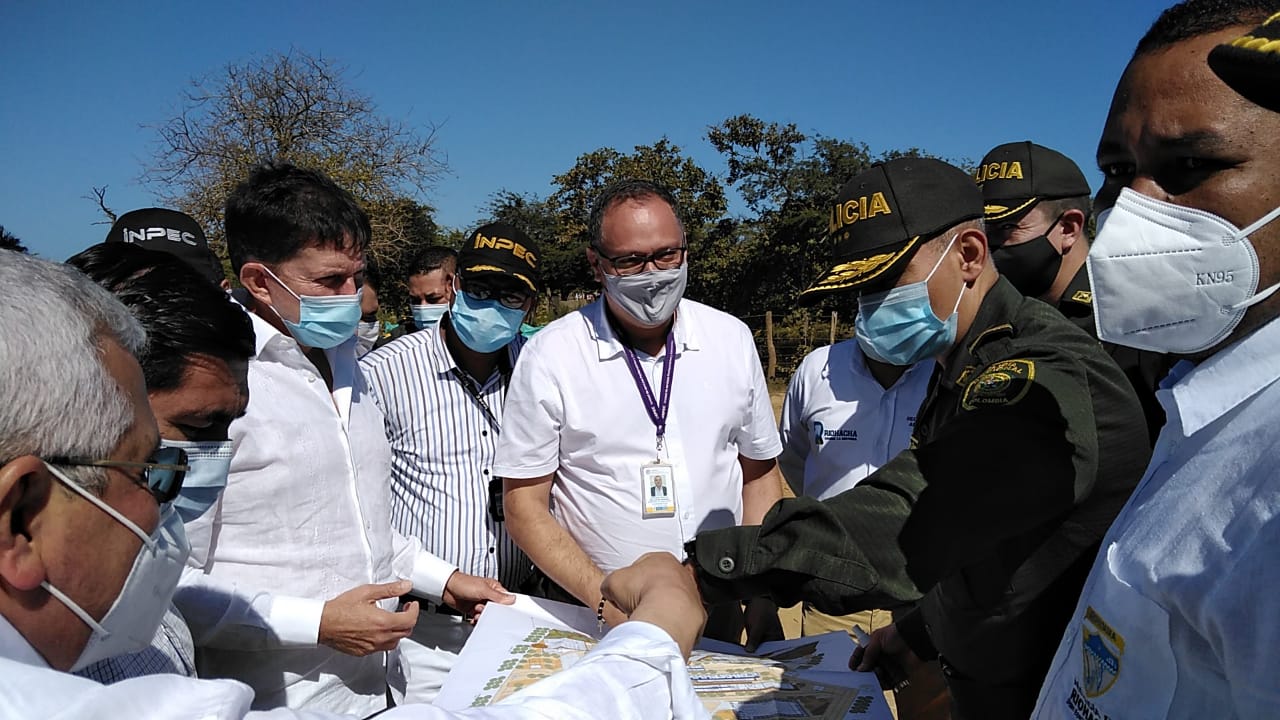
437, 595, 890, 720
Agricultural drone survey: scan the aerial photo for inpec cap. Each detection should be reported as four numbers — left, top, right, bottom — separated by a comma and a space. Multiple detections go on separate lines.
458, 221, 543, 294
105, 208, 225, 287
800, 157, 983, 303
976, 142, 1090, 234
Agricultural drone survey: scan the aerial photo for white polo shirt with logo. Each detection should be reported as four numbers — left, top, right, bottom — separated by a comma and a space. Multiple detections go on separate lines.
779, 339, 933, 501
493, 298, 782, 574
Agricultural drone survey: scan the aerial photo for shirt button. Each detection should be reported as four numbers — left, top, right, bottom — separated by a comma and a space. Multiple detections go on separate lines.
717, 556, 735, 573
482, 430, 488, 437
483, 469, 490, 475
488, 547, 495, 554
306, 375, 316, 383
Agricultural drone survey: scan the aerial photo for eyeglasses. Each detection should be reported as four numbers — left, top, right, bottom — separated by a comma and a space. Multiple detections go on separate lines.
592, 244, 687, 277
47, 446, 189, 504
464, 283, 534, 310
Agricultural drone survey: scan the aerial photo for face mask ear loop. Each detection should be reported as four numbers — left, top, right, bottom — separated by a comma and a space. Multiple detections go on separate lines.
39, 580, 110, 636
923, 235, 959, 283
43, 463, 153, 547
1239, 204, 1280, 240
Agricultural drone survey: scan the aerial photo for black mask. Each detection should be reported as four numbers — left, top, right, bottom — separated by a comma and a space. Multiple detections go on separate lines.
993, 215, 1064, 298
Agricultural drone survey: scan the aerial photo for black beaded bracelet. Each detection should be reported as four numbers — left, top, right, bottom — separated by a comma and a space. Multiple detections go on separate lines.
596, 598, 607, 634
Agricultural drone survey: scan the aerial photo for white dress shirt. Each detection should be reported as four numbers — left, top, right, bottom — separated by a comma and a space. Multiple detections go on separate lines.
360, 326, 533, 591
779, 340, 932, 501
1032, 317, 1280, 719
494, 299, 782, 574
174, 308, 457, 715
0, 615, 708, 720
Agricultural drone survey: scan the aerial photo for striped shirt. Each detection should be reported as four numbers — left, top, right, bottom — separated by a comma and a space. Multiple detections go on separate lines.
360, 325, 533, 591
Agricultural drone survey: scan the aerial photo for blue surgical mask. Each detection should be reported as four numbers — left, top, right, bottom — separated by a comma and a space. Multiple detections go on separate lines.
412, 303, 449, 329
161, 438, 234, 523
855, 235, 965, 366
262, 266, 362, 349
450, 290, 524, 353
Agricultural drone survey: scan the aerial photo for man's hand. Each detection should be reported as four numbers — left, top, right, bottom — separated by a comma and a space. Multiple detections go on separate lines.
849, 622, 920, 690
442, 571, 514, 620
743, 596, 784, 652
602, 552, 707, 660
319, 580, 418, 656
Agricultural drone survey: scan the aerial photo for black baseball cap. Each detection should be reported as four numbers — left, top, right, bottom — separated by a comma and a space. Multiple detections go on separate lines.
105, 208, 225, 287
800, 157, 983, 304
1208, 12, 1280, 113
458, 221, 542, 294
976, 142, 1090, 232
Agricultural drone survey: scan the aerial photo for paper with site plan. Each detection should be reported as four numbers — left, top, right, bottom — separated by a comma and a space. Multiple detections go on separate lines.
435, 594, 891, 720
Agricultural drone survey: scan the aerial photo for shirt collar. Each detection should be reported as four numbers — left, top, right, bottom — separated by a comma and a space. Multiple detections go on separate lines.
586, 298, 700, 361
0, 615, 49, 669
1163, 316, 1280, 437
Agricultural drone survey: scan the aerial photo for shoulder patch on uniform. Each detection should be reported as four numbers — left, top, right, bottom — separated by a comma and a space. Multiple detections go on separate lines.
961, 359, 1036, 410
966, 323, 1014, 354
1071, 290, 1092, 305
956, 365, 979, 386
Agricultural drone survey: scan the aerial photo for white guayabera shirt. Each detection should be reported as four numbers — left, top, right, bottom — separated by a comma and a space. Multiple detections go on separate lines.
0, 616, 709, 720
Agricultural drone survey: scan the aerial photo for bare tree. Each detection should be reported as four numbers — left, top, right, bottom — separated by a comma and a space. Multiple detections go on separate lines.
83, 185, 118, 225
144, 49, 448, 267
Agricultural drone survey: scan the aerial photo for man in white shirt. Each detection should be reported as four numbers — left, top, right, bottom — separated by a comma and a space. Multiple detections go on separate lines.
497, 179, 785, 645
361, 223, 542, 702
174, 162, 510, 716
1032, 3, 1280, 718
778, 343, 931, 658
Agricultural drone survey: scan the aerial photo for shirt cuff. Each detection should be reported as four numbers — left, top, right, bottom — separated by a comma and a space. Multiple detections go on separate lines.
268, 595, 325, 646
410, 551, 459, 603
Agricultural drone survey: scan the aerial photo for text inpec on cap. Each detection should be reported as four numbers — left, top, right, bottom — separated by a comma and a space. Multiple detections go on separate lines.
474, 232, 537, 268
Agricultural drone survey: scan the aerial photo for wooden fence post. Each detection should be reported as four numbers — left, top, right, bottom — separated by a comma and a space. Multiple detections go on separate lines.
829, 310, 838, 345
765, 310, 776, 381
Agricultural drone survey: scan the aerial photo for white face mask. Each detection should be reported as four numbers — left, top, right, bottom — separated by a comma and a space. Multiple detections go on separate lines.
1087, 188, 1280, 354
355, 320, 381, 356
601, 265, 688, 328
40, 463, 190, 672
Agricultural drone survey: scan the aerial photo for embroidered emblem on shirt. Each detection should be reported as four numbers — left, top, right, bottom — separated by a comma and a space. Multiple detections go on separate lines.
814, 421, 858, 444
1071, 290, 1093, 305
1082, 605, 1124, 698
961, 359, 1035, 410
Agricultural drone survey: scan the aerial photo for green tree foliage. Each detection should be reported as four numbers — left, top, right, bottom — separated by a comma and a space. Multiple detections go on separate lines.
484, 139, 728, 305
0, 226, 29, 254
144, 49, 447, 279
707, 114, 967, 318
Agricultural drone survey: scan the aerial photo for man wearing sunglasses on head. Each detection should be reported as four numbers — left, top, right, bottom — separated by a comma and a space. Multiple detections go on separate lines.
361, 222, 543, 702
0, 248, 719, 720
61, 242, 253, 682
496, 179, 786, 648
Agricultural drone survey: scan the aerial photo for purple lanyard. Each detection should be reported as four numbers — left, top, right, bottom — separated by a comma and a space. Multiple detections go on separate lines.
620, 331, 677, 456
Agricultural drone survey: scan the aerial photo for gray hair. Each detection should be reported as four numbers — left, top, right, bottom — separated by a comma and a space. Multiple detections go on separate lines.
0, 250, 146, 491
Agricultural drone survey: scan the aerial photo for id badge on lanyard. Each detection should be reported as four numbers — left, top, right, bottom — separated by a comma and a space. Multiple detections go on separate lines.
621, 330, 679, 520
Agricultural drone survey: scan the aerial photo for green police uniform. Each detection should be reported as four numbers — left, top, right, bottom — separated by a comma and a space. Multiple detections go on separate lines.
1057, 265, 1175, 445
690, 277, 1151, 720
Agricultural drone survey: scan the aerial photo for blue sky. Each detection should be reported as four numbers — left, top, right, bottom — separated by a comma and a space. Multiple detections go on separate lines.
1, 1, 1170, 260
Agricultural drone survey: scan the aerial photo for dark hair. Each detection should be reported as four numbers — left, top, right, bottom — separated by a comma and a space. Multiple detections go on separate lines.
587, 179, 684, 247
67, 243, 255, 392
407, 245, 457, 278
1134, 0, 1274, 57
224, 161, 372, 273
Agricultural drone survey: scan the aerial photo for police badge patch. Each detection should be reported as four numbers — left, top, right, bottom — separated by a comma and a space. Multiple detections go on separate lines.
1082, 606, 1124, 697
961, 359, 1035, 410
